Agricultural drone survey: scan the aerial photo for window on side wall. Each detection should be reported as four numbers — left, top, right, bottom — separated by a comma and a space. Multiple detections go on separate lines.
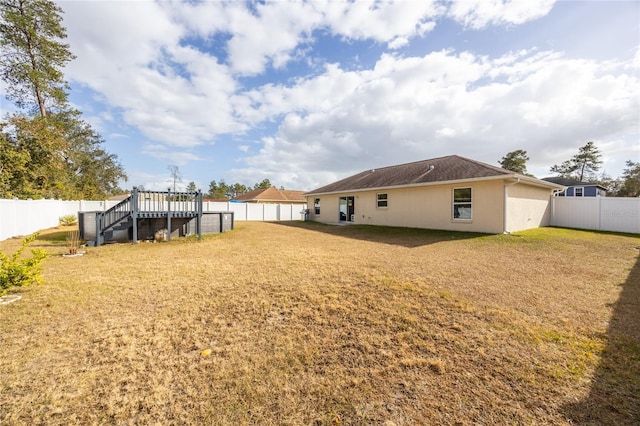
314, 198, 320, 214
453, 187, 472, 220
575, 187, 583, 197
377, 193, 388, 208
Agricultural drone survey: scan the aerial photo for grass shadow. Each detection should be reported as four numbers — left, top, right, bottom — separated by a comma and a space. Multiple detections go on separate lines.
270, 220, 487, 248
36, 230, 73, 243
562, 251, 640, 424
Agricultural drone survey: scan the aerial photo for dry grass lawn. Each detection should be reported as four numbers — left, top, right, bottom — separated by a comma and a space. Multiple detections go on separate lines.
0, 221, 638, 425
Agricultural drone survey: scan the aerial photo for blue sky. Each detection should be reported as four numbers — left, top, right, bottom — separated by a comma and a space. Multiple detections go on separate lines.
46, 0, 640, 191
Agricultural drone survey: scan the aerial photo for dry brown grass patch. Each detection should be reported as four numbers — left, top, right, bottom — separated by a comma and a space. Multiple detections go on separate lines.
0, 222, 638, 424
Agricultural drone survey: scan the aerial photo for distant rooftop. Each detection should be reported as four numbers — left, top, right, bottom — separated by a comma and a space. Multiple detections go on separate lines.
232, 187, 307, 203
541, 176, 607, 189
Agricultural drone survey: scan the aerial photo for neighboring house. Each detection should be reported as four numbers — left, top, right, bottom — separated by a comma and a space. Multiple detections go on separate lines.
232, 187, 307, 204
304, 155, 565, 234
541, 177, 607, 197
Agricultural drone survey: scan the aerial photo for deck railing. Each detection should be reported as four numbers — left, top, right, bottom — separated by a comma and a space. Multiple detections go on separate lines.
135, 189, 201, 215
101, 195, 132, 230
93, 187, 203, 245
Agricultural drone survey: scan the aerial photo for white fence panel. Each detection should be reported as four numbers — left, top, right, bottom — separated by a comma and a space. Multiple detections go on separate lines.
263, 204, 279, 221
279, 204, 292, 220
278, 204, 307, 221
0, 199, 85, 241
552, 198, 599, 230
201, 201, 305, 222
245, 203, 263, 220
552, 197, 640, 234
599, 198, 640, 234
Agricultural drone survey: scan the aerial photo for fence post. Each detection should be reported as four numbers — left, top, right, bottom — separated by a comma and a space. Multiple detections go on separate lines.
598, 196, 603, 231
132, 187, 138, 244
167, 188, 172, 242
197, 190, 202, 241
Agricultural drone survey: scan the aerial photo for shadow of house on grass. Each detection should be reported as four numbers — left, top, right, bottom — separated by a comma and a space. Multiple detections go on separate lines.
272, 220, 485, 248
563, 251, 640, 425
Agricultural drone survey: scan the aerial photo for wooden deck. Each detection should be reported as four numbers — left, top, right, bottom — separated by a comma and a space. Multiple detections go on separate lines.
90, 188, 203, 246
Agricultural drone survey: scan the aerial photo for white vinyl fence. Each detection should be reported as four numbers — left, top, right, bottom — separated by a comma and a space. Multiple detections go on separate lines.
552, 197, 640, 234
0, 199, 118, 242
2, 196, 638, 242
204, 201, 306, 221
0, 198, 306, 241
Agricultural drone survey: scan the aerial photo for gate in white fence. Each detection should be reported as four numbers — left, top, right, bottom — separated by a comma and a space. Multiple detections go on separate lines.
552, 197, 640, 234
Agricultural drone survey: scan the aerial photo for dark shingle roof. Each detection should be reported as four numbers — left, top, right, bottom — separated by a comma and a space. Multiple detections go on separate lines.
306, 155, 551, 195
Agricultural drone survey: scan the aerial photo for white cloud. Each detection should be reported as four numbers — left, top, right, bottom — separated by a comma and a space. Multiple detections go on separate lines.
61, 1, 245, 150
448, 0, 556, 29
322, 0, 441, 43
239, 49, 638, 189
55, 0, 637, 191
141, 143, 202, 166
170, 0, 441, 75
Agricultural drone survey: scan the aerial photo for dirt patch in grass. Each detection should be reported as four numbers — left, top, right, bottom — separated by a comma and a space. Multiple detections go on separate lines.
0, 222, 638, 424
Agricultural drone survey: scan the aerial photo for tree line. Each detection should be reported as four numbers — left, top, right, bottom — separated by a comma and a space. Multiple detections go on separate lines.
499, 143, 639, 197
0, 0, 126, 200
150, 166, 278, 200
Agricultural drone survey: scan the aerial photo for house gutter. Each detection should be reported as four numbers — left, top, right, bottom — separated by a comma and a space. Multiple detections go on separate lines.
503, 177, 520, 234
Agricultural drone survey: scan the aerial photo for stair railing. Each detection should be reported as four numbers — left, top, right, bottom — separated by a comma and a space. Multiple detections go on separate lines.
93, 187, 203, 245
101, 194, 133, 231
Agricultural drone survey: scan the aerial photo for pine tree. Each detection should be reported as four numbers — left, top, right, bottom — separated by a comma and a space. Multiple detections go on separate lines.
499, 150, 531, 175
0, 0, 75, 117
618, 161, 640, 197
1, 0, 127, 199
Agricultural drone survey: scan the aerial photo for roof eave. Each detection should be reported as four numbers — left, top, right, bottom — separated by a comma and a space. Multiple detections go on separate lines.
305, 174, 563, 197
510, 174, 566, 190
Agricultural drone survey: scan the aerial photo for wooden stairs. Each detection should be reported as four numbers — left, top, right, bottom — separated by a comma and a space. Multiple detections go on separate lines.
88, 187, 203, 246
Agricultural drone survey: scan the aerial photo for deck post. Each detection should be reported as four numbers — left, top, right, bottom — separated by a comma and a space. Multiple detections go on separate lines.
132, 186, 138, 244
96, 212, 103, 246
167, 187, 172, 242
197, 189, 202, 241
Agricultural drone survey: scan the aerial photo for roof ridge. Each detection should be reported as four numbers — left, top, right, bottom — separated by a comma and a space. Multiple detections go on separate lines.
357, 154, 457, 173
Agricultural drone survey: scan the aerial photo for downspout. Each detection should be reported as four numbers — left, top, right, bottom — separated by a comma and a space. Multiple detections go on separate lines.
503, 178, 520, 234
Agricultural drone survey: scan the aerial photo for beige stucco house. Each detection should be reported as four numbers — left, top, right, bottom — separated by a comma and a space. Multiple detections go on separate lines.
304, 155, 564, 234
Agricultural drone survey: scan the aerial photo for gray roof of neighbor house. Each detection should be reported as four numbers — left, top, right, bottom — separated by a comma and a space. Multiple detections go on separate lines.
541, 176, 608, 190
305, 155, 563, 196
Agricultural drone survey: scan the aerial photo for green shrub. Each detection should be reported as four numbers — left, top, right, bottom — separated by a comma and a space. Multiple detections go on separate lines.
59, 214, 78, 226
0, 233, 49, 296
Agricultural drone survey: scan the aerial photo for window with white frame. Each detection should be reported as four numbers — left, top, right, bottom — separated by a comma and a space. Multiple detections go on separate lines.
314, 198, 320, 214
453, 187, 472, 220
574, 187, 583, 197
377, 193, 388, 208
